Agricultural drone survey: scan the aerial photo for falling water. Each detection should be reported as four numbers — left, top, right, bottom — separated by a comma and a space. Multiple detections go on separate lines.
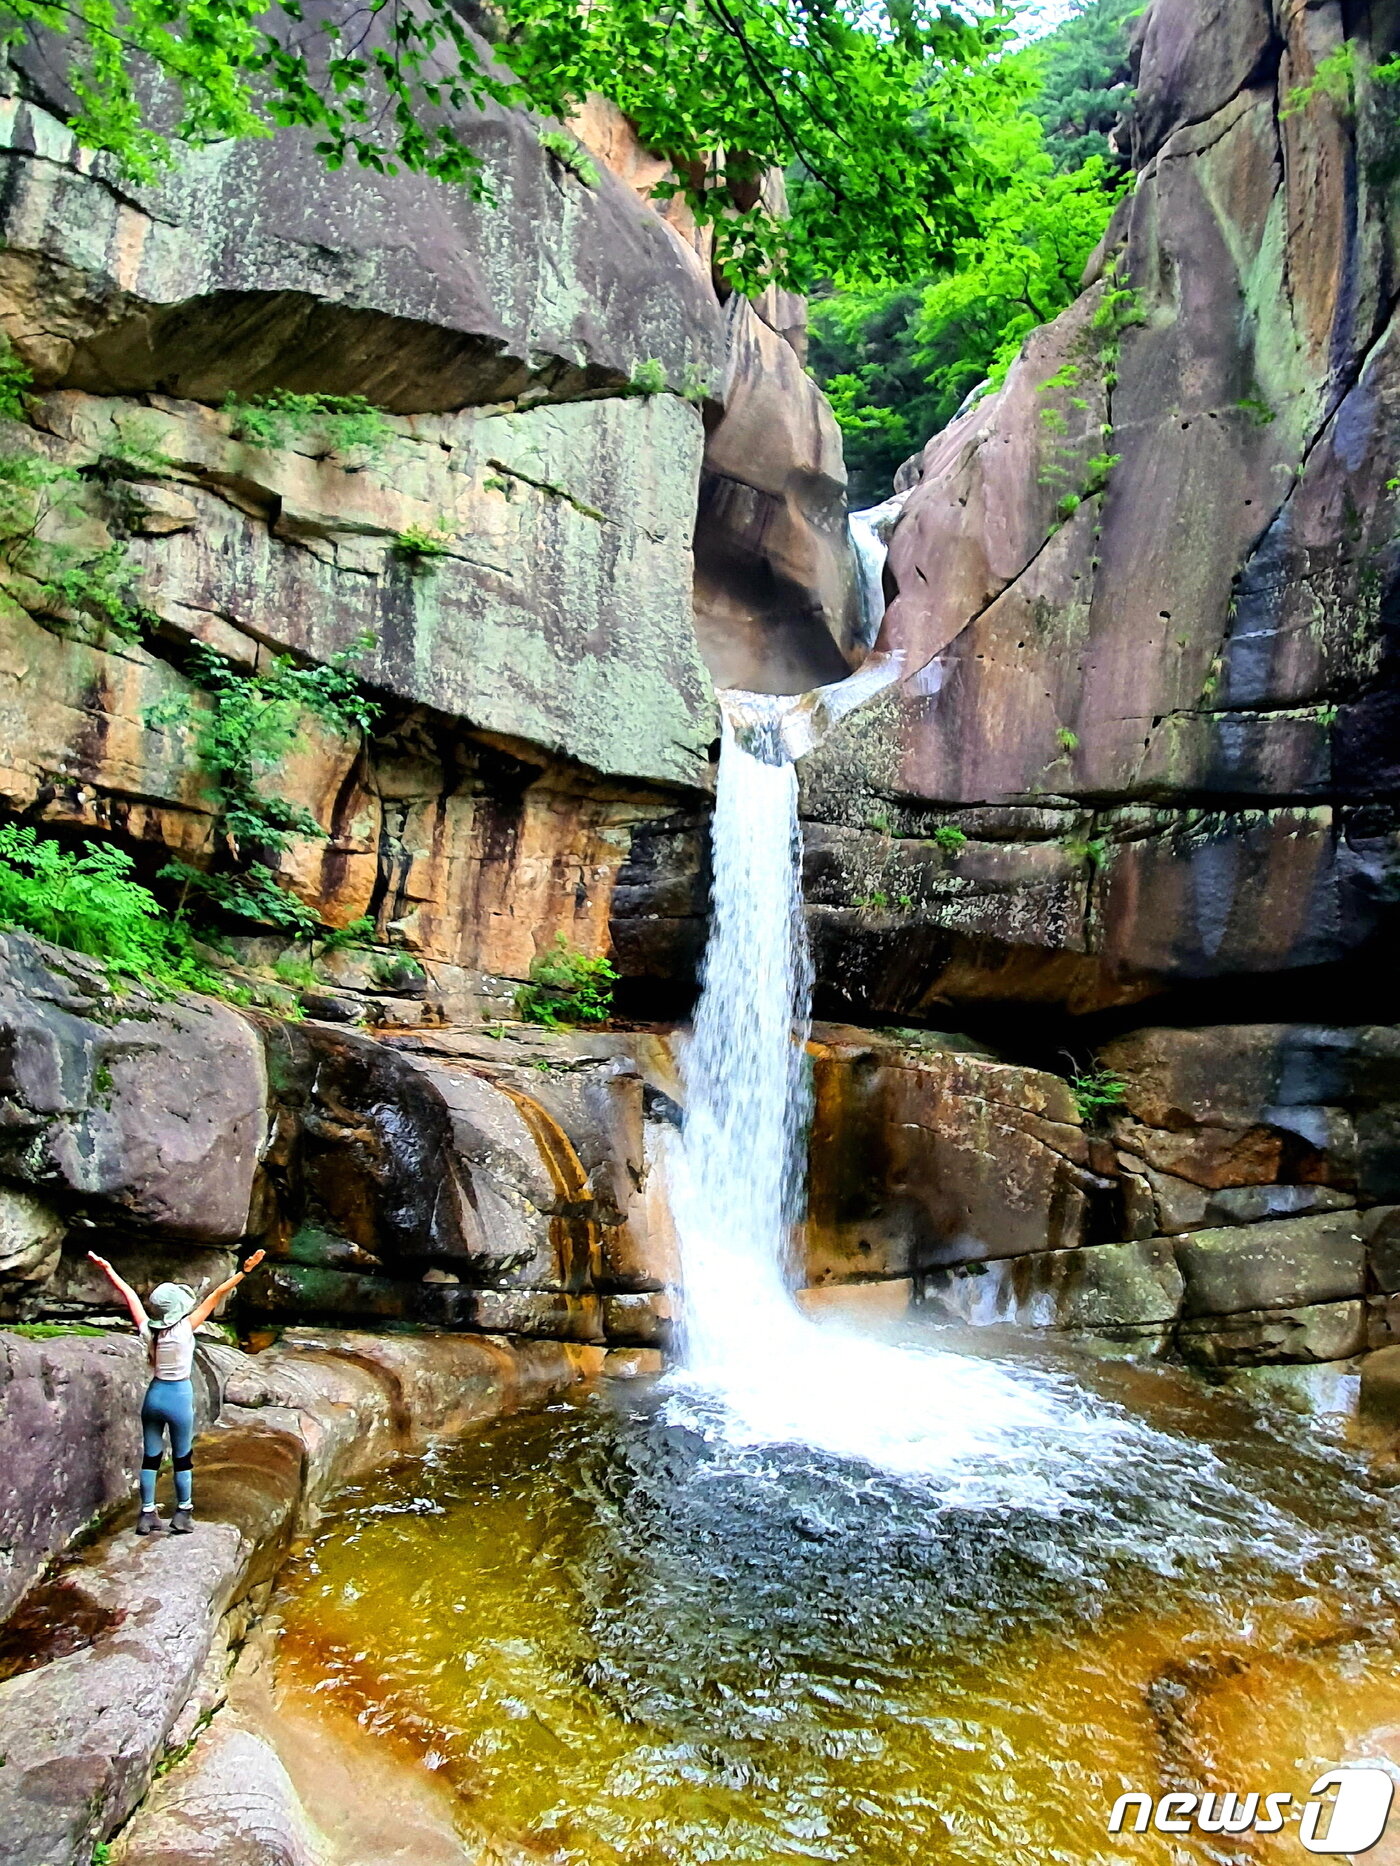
664, 694, 1313, 1529
279, 685, 1400, 1866
848, 496, 906, 646
848, 508, 888, 646
275, 542, 1400, 1866
666, 698, 814, 1379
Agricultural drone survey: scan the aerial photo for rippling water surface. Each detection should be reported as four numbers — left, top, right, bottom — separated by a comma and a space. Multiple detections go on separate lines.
279, 1337, 1400, 1865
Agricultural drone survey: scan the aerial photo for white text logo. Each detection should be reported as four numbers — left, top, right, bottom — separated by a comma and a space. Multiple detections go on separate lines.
1109, 1769, 1395, 1853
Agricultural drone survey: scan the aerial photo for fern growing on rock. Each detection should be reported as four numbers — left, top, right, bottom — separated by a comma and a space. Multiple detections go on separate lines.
0, 825, 231, 998
148, 635, 380, 935
516, 935, 617, 1027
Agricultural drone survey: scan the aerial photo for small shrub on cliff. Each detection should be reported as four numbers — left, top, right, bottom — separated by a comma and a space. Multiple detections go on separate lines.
0, 451, 152, 643
86, 418, 172, 482
147, 635, 380, 935
224, 392, 394, 460
516, 936, 617, 1028
392, 524, 456, 569
930, 825, 968, 855
318, 915, 376, 954
0, 338, 33, 422
372, 951, 427, 992
0, 824, 226, 997
537, 128, 600, 186
35, 541, 151, 643
628, 359, 668, 396
1066, 1063, 1128, 1122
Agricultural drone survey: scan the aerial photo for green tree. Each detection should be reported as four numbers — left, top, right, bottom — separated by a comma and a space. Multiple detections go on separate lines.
1027, 0, 1138, 171
808, 0, 1134, 499
0, 0, 1033, 293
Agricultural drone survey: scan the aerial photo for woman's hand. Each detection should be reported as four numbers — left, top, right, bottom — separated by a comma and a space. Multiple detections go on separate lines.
240, 1249, 265, 1276
87, 1252, 117, 1279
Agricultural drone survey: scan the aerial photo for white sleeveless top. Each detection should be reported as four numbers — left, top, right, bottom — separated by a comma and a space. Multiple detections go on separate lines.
143, 1318, 195, 1381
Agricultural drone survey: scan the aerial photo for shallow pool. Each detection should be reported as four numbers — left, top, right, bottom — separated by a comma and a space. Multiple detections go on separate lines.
278, 1335, 1400, 1864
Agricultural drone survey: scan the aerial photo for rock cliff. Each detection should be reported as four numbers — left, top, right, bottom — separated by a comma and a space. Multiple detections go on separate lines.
621, 0, 1400, 1023
0, 34, 862, 999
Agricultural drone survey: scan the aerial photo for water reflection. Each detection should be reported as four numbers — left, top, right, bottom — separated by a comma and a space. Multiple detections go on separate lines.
280, 1347, 1400, 1865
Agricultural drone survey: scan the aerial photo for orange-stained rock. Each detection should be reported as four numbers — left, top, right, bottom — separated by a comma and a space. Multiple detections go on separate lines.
796, 1278, 913, 1321
801, 1026, 1102, 1280
569, 95, 711, 267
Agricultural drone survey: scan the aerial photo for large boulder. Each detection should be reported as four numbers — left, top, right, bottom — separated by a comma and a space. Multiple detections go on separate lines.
0, 21, 724, 409
0, 933, 265, 1243
1172, 1212, 1368, 1316
922, 1236, 1183, 1332
695, 297, 863, 693
1177, 1299, 1368, 1367
246, 1017, 604, 1293
1101, 1025, 1400, 1206
802, 1026, 1108, 1281
0, 1328, 148, 1620
0, 1186, 64, 1289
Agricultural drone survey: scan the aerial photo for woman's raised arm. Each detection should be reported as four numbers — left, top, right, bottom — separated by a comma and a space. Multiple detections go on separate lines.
86, 1252, 149, 1331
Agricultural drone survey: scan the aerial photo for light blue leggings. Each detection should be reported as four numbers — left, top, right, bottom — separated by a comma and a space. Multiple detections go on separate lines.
141, 1377, 195, 1509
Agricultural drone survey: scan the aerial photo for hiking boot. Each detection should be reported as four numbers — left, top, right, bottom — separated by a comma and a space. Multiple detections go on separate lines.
169, 1507, 194, 1535
136, 1509, 164, 1535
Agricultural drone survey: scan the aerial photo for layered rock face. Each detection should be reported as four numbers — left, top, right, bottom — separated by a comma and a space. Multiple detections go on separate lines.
0, 35, 861, 999
799, 0, 1400, 1018
0, 934, 679, 1360
914, 1023, 1400, 1366
799, 1021, 1400, 1374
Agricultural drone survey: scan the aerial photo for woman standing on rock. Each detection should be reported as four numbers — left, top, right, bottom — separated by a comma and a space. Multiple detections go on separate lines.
86, 1249, 265, 1536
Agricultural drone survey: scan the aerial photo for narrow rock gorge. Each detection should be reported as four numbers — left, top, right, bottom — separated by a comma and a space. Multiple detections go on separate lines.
1, 0, 1399, 1857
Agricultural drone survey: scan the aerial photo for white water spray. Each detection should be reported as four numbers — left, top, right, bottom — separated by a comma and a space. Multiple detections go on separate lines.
667, 699, 1090, 1490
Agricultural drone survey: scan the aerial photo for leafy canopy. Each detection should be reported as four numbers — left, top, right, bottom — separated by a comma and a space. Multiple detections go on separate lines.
808, 0, 1134, 498
1025, 0, 1137, 170
500, 0, 1026, 289
2, 0, 1029, 291
0, 0, 512, 188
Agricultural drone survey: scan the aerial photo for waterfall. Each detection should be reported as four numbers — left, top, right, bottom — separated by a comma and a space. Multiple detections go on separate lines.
848, 509, 887, 647
668, 698, 814, 1378
847, 496, 906, 648
665, 688, 1190, 1499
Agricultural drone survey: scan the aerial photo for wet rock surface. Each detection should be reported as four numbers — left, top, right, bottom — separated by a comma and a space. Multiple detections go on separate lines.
0, 934, 265, 1250
0, 1325, 591, 1866
803, 1025, 1104, 1280
805, 1017, 1400, 1372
